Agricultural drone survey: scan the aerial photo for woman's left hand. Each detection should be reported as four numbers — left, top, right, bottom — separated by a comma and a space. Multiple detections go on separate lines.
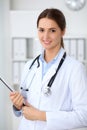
22, 102, 46, 121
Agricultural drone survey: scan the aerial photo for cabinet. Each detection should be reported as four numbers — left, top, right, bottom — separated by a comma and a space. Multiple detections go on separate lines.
12, 37, 42, 89
64, 37, 87, 65
12, 37, 87, 89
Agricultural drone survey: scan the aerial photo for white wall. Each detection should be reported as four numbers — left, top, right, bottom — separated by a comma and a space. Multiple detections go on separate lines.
10, 0, 87, 38
0, 0, 87, 130
10, 10, 40, 38
10, 0, 68, 10
0, 1, 6, 129
10, 1, 87, 130
0, 0, 12, 129
10, 9, 87, 38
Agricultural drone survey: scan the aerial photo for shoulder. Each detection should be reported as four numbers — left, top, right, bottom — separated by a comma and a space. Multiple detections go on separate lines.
22, 54, 41, 74
65, 55, 84, 68
61, 48, 84, 70
20, 59, 33, 79
20, 58, 36, 85
24, 59, 33, 70
65, 54, 87, 77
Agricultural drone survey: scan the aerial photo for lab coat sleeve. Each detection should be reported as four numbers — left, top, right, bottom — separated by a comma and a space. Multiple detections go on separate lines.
12, 60, 33, 117
13, 105, 22, 117
46, 63, 87, 130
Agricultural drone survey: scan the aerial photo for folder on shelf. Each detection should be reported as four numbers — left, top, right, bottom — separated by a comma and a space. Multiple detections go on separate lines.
13, 38, 26, 60
77, 39, 85, 62
70, 39, 77, 59
33, 38, 43, 57
27, 38, 33, 58
19, 62, 25, 81
64, 39, 70, 55
13, 62, 20, 85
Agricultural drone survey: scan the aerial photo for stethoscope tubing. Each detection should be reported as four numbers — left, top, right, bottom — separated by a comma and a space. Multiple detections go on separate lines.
47, 52, 66, 87
20, 52, 66, 96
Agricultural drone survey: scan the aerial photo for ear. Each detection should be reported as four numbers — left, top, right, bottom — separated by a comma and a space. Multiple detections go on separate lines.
62, 28, 66, 36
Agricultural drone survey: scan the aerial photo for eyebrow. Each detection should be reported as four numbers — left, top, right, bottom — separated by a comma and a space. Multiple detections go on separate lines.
38, 27, 57, 30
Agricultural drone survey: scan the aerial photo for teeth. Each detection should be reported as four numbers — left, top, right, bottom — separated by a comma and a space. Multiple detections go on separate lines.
43, 40, 51, 44
44, 41, 50, 43
44, 42, 50, 44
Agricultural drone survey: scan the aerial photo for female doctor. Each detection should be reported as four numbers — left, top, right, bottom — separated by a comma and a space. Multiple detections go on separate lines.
10, 8, 87, 130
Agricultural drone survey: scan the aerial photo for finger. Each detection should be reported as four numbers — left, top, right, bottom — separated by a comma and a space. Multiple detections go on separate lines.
22, 106, 26, 114
13, 94, 23, 104
24, 101, 32, 107
10, 92, 16, 96
10, 92, 18, 101
16, 96, 23, 106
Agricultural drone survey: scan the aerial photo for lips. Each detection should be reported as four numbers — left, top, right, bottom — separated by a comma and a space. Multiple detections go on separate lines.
43, 40, 51, 45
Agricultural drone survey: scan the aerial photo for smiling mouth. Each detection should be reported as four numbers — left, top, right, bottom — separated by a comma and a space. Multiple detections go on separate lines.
43, 41, 51, 45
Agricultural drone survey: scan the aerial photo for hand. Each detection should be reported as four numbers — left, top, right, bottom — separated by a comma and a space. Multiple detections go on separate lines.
22, 102, 46, 121
10, 92, 24, 110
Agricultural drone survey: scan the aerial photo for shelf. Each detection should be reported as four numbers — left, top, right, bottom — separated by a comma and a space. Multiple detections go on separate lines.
12, 58, 32, 62
11, 37, 87, 86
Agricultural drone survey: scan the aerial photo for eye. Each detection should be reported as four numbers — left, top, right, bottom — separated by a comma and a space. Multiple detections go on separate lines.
38, 28, 44, 32
50, 29, 56, 33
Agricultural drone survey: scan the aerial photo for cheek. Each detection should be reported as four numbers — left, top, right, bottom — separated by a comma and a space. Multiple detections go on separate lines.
38, 33, 42, 40
53, 35, 62, 44
38, 34, 43, 45
52, 35, 59, 41
55, 33, 62, 40
38, 36, 42, 43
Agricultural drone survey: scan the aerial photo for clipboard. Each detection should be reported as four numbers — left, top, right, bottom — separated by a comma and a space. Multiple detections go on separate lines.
0, 77, 15, 92
0, 77, 26, 106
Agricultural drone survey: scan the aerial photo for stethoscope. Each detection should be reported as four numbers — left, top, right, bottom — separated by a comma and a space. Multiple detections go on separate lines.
21, 52, 66, 96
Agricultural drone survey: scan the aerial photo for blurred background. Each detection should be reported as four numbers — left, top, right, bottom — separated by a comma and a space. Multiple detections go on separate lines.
0, 0, 87, 130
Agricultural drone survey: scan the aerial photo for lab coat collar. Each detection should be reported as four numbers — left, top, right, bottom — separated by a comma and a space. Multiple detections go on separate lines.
41, 48, 66, 85
40, 47, 64, 63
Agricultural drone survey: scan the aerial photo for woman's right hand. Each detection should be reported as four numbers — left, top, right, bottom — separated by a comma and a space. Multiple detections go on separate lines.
10, 92, 24, 110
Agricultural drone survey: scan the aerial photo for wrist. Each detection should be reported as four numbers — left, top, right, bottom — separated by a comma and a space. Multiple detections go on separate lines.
13, 103, 23, 110
13, 105, 21, 111
38, 111, 46, 121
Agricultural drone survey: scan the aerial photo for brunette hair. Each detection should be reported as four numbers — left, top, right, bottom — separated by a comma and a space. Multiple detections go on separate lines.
37, 8, 66, 48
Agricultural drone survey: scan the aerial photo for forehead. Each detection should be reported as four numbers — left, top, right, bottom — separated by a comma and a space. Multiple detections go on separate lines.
38, 18, 59, 28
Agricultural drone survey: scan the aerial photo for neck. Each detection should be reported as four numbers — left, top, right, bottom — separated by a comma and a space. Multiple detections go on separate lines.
44, 46, 61, 63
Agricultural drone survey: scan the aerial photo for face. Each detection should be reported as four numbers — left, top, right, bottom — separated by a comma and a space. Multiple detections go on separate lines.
37, 18, 65, 52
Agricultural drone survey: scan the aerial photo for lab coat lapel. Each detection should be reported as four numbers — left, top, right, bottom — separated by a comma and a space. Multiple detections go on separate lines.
42, 48, 66, 86
42, 63, 58, 86
34, 60, 43, 84
26, 61, 42, 88
26, 67, 37, 88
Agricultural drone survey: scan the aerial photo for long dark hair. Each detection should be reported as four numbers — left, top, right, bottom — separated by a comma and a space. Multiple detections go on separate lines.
37, 8, 66, 48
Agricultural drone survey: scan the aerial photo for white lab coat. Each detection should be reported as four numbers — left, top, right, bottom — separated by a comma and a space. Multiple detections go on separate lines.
14, 48, 87, 130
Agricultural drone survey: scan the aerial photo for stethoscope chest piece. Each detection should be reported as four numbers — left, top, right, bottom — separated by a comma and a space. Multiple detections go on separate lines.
43, 86, 52, 96
21, 52, 66, 97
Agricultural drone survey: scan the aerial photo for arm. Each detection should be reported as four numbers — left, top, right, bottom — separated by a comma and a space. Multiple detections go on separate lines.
10, 92, 24, 117
22, 102, 46, 121
10, 61, 33, 117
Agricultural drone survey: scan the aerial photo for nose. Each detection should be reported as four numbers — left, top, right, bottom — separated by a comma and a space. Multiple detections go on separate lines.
43, 31, 49, 40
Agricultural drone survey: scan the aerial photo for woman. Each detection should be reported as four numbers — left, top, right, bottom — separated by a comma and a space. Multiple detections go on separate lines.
10, 8, 87, 130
